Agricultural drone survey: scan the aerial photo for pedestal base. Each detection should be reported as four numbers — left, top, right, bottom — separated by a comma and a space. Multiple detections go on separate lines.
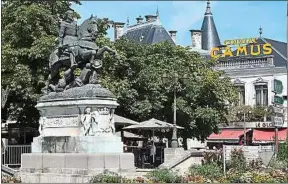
32, 136, 123, 153
19, 152, 135, 183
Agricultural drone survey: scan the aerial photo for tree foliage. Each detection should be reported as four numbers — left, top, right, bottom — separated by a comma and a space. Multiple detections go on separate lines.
1, 1, 237, 140
227, 105, 272, 123
98, 37, 237, 140
1, 0, 80, 123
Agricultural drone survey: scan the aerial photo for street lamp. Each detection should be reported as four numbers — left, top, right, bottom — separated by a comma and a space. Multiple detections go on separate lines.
237, 110, 252, 146
162, 72, 189, 148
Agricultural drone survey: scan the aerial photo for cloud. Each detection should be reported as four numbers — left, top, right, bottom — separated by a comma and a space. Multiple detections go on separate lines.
169, 1, 218, 45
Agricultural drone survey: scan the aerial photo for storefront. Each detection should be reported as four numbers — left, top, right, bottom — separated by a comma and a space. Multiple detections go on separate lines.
207, 127, 287, 148
252, 128, 287, 144
206, 129, 253, 149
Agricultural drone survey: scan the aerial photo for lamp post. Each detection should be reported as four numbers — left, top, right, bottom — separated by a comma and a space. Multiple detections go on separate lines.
237, 110, 252, 146
162, 72, 189, 148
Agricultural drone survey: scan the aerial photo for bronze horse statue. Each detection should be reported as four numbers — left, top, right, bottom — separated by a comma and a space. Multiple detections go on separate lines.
46, 15, 118, 92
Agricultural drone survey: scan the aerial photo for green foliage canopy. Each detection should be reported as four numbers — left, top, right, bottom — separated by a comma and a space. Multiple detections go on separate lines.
1, 0, 80, 123
1, 0, 237, 141
99, 38, 237, 140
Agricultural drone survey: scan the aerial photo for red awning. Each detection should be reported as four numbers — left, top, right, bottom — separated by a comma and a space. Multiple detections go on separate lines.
207, 129, 246, 142
253, 129, 287, 143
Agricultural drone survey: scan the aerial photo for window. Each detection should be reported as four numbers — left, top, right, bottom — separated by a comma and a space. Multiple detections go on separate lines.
255, 85, 268, 106
236, 85, 245, 106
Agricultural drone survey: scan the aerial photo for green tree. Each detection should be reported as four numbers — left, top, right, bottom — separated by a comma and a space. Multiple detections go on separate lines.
1, 0, 80, 124
98, 37, 237, 140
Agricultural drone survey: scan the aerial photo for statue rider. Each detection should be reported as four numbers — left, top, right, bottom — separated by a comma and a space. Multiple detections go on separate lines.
57, 10, 78, 70
47, 10, 79, 92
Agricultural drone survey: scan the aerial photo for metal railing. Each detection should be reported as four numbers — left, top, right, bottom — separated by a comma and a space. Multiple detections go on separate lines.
2, 145, 31, 168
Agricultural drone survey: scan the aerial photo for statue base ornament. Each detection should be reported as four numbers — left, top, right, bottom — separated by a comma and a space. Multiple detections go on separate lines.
19, 84, 135, 183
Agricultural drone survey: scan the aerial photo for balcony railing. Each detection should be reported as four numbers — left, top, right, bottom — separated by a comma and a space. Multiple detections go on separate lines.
214, 55, 274, 70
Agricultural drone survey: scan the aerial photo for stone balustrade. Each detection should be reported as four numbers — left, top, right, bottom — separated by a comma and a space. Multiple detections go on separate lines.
214, 55, 274, 70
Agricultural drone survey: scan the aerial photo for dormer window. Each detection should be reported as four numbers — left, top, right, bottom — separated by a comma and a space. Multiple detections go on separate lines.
140, 35, 144, 42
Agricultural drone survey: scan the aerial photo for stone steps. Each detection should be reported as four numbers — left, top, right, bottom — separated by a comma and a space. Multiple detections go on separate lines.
1, 165, 18, 176
159, 150, 203, 170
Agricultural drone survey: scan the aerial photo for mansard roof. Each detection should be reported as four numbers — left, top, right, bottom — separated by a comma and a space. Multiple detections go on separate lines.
229, 38, 287, 67
122, 18, 175, 45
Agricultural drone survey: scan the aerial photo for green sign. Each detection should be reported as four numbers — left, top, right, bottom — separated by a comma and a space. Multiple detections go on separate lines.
273, 95, 284, 105
273, 79, 283, 94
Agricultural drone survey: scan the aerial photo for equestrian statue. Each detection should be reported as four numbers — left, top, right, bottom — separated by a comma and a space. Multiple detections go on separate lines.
46, 10, 119, 93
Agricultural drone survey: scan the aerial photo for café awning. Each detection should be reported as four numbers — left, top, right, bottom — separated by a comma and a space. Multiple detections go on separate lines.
253, 128, 287, 143
114, 115, 139, 125
207, 129, 248, 143
115, 131, 144, 139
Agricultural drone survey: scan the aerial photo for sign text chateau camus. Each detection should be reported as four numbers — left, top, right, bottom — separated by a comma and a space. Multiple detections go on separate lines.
210, 38, 273, 58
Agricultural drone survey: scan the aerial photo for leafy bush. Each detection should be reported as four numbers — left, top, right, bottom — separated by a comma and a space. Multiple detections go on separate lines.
89, 170, 123, 183
228, 105, 270, 122
248, 158, 264, 170
131, 177, 146, 183
182, 175, 205, 183
1, 175, 21, 183
269, 157, 287, 170
189, 162, 223, 180
202, 150, 223, 166
251, 171, 276, 183
226, 169, 243, 183
251, 105, 270, 121
145, 169, 182, 183
278, 142, 288, 166
226, 148, 247, 172
269, 169, 288, 183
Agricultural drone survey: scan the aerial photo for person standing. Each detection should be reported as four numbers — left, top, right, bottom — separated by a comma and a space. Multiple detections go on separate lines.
150, 142, 156, 164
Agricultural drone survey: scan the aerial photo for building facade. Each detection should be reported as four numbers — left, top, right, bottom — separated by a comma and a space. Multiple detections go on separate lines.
111, 0, 287, 147
208, 36, 287, 146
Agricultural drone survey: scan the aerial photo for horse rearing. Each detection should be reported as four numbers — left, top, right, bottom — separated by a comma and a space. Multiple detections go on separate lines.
46, 15, 118, 92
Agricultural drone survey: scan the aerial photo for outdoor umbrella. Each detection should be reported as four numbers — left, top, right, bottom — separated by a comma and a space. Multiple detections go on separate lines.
123, 118, 184, 163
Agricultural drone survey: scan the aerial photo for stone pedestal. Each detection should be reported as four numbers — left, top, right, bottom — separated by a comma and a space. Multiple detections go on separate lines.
20, 84, 135, 183
32, 136, 123, 153
19, 153, 135, 183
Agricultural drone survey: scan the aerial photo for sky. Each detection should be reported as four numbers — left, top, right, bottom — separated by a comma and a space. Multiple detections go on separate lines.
72, 1, 286, 47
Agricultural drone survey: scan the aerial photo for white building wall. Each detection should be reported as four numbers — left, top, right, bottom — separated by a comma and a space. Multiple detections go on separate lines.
225, 67, 287, 126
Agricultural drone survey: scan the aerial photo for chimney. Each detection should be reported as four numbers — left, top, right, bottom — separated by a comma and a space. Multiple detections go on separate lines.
136, 16, 143, 24
190, 30, 202, 49
169, 30, 177, 43
113, 22, 125, 41
145, 15, 157, 22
